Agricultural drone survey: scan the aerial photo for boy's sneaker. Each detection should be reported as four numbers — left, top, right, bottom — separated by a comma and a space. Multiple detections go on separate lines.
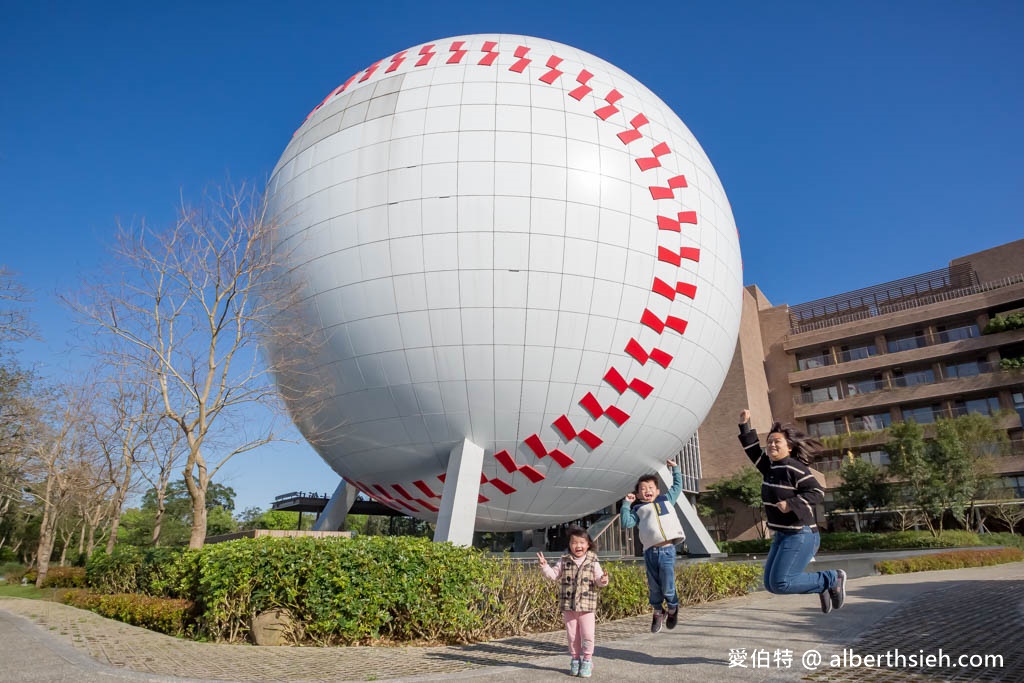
579, 659, 593, 678
569, 658, 580, 676
666, 606, 679, 630
830, 570, 847, 610
651, 610, 664, 633
818, 588, 833, 614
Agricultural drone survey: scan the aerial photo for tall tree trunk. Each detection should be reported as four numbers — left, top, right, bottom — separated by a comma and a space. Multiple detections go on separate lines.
152, 492, 166, 546
106, 515, 121, 554
34, 478, 57, 588
189, 486, 208, 549
106, 465, 133, 553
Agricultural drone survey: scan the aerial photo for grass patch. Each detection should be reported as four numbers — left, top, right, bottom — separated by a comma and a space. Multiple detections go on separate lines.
0, 583, 58, 600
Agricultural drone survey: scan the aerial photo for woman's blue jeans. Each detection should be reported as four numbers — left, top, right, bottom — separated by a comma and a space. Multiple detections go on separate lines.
763, 527, 837, 595
643, 544, 678, 610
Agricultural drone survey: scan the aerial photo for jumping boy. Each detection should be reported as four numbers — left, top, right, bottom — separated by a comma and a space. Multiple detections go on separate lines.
620, 459, 686, 633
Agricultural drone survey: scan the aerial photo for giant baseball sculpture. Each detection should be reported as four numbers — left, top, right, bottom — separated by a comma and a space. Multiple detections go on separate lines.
264, 35, 743, 546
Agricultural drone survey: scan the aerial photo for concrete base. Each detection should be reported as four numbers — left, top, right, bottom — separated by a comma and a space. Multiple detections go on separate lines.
433, 438, 484, 546
658, 467, 720, 556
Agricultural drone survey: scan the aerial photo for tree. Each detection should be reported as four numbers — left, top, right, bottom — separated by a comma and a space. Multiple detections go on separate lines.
23, 382, 108, 585
835, 453, 892, 532
884, 415, 1003, 537
67, 183, 317, 548
705, 467, 765, 539
120, 480, 237, 547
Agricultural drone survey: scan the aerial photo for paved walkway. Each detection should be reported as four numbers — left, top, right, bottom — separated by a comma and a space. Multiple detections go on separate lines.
1, 562, 1021, 682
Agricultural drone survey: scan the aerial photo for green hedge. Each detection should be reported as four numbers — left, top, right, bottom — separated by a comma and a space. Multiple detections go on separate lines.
79, 537, 761, 645
19, 566, 86, 588
720, 530, 1021, 555
875, 548, 1024, 574
86, 546, 199, 598
195, 536, 499, 644
57, 589, 194, 636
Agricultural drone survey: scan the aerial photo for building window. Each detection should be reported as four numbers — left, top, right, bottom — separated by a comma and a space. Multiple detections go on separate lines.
797, 350, 833, 371
954, 396, 1002, 417
802, 384, 840, 403
944, 359, 983, 379
1013, 390, 1024, 424
936, 323, 980, 344
892, 367, 935, 388
861, 450, 890, 466
838, 343, 877, 363
887, 330, 927, 353
851, 412, 891, 432
901, 404, 940, 425
808, 418, 844, 437
998, 475, 1024, 499
846, 375, 885, 396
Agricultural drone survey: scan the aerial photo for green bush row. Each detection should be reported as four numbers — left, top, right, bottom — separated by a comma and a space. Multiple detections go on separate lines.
86, 546, 199, 597
83, 537, 761, 645
875, 547, 1024, 574
719, 530, 1023, 555
15, 566, 87, 588
57, 589, 194, 636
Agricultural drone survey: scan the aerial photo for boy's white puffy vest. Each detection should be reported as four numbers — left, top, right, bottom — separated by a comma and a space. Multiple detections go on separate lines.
630, 494, 685, 550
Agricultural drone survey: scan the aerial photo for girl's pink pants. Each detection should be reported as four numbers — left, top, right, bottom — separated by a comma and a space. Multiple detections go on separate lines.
562, 610, 596, 659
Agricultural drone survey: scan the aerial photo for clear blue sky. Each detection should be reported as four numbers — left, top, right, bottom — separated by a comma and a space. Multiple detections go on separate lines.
2, 1, 1021, 513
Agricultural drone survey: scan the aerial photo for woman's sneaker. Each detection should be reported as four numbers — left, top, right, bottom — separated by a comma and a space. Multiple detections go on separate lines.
818, 588, 833, 614
666, 606, 679, 629
651, 610, 664, 633
569, 658, 580, 676
830, 570, 847, 609
579, 659, 593, 678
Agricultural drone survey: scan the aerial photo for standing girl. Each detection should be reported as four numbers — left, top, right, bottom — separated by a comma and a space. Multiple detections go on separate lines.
537, 526, 610, 677
738, 409, 846, 613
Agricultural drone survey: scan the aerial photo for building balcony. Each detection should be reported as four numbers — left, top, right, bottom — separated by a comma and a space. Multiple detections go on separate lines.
794, 365, 1024, 420
788, 327, 1024, 386
784, 275, 1024, 354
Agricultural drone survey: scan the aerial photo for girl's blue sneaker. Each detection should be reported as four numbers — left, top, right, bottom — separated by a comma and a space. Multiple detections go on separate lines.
569, 658, 580, 676
579, 659, 593, 678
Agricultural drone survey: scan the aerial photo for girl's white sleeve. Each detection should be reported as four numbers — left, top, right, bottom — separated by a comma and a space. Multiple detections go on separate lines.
541, 559, 564, 581
592, 560, 605, 581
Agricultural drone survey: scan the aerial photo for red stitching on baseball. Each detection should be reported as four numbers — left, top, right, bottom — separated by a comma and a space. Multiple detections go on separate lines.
617, 113, 648, 143
479, 41, 499, 66
416, 44, 436, 66
509, 45, 531, 73
447, 40, 467, 64
386, 51, 407, 73
594, 89, 624, 120
540, 55, 564, 84
568, 69, 594, 100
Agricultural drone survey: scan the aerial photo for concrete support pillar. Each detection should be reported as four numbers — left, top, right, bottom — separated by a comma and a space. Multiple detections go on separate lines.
657, 468, 720, 556
433, 438, 484, 546
312, 479, 358, 531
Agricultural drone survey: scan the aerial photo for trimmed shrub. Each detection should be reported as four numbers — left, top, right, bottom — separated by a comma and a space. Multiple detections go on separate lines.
875, 548, 1023, 574
195, 535, 500, 644
720, 530, 1007, 555
87, 546, 199, 599
79, 537, 762, 646
58, 589, 194, 636
1, 563, 29, 584
38, 566, 86, 588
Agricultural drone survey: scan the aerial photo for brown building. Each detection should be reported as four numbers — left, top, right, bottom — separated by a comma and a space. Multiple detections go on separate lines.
700, 238, 1024, 538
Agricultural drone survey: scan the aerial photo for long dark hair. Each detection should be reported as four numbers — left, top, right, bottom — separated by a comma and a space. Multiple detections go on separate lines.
768, 421, 822, 465
566, 525, 597, 552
